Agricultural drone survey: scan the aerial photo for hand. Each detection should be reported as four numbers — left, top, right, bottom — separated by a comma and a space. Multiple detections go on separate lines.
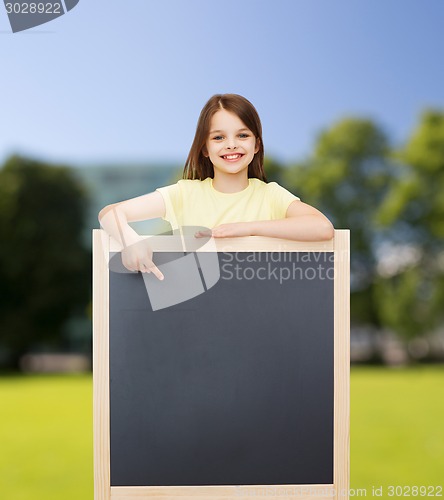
121, 238, 164, 280
195, 222, 252, 238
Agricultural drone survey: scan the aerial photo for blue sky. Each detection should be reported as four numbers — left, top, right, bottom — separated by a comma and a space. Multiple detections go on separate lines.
1, 0, 443, 167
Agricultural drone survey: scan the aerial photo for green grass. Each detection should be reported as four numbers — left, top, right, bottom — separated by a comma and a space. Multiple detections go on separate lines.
350, 365, 444, 495
0, 367, 443, 499
0, 374, 93, 500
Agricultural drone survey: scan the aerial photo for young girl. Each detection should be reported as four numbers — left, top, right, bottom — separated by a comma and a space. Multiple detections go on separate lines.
98, 94, 334, 280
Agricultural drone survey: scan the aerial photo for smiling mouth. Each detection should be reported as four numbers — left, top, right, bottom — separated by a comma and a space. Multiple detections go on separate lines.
221, 154, 244, 160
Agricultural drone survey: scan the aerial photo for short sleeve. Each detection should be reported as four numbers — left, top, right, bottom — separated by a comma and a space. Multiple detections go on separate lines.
155, 182, 182, 229
267, 182, 300, 219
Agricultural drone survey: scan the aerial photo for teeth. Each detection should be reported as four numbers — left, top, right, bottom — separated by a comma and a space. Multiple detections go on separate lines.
224, 154, 242, 159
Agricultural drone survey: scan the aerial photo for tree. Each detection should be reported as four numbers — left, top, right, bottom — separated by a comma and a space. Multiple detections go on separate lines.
374, 110, 444, 342
284, 118, 394, 329
263, 156, 286, 184
0, 155, 91, 370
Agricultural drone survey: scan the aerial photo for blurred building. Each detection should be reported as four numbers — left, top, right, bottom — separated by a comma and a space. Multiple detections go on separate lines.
72, 162, 181, 247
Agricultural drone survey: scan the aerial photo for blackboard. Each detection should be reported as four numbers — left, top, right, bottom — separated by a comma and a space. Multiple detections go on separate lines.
93, 230, 349, 500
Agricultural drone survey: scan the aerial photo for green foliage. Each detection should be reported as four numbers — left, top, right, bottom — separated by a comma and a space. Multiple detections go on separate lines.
284, 118, 393, 334
372, 268, 442, 340
285, 118, 392, 282
379, 110, 444, 242
284, 112, 444, 342
263, 156, 286, 184
376, 176, 421, 227
0, 156, 91, 368
374, 110, 444, 339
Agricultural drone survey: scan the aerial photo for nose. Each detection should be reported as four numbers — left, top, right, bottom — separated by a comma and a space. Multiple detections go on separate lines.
226, 136, 238, 150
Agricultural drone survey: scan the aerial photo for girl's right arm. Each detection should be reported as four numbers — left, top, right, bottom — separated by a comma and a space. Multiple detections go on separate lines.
98, 191, 166, 280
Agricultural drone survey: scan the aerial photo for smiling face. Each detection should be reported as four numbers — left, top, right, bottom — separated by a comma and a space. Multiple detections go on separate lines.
203, 108, 260, 177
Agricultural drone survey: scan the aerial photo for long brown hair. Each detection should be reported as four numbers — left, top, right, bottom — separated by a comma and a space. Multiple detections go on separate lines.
183, 94, 267, 181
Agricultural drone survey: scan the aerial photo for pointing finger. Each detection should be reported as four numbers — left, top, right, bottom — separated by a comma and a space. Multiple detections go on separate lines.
148, 265, 164, 281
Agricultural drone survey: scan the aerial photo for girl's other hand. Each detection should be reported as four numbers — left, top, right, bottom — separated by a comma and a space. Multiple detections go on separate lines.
195, 222, 252, 238
121, 238, 164, 280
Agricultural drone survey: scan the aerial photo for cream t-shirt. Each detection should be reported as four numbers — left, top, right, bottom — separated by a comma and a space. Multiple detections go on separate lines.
156, 177, 300, 230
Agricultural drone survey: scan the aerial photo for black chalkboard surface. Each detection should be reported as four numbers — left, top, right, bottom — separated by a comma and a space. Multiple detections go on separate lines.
108, 251, 334, 487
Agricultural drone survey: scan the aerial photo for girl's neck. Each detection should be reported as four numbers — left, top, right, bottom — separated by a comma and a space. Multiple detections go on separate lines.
211, 171, 249, 193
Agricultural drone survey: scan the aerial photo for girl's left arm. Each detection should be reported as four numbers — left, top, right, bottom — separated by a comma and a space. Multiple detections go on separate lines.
196, 201, 334, 241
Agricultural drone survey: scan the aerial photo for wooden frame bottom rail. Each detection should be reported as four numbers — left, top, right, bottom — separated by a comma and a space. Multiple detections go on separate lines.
111, 484, 337, 499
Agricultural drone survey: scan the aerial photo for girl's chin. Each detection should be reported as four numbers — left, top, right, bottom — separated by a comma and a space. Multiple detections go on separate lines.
214, 165, 248, 175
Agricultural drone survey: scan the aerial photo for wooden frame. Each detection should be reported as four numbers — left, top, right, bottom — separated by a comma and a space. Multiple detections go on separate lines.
93, 229, 350, 500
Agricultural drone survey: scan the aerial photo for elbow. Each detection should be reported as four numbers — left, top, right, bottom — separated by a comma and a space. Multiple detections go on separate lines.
98, 203, 117, 224
98, 206, 107, 224
319, 219, 335, 241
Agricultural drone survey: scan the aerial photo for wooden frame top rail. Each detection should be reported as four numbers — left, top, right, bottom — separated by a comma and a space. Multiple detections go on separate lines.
108, 233, 340, 253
